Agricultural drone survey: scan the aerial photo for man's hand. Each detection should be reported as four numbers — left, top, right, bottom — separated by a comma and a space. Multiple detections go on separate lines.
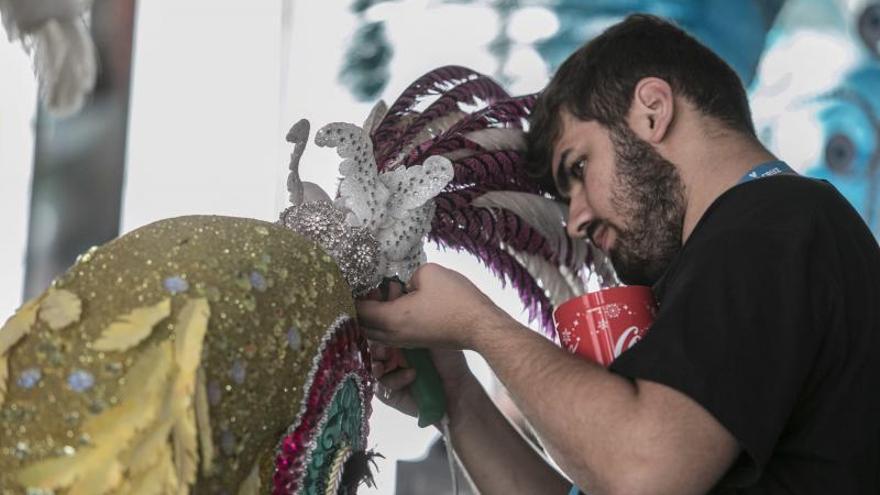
369, 343, 475, 420
358, 271, 483, 420
356, 263, 510, 350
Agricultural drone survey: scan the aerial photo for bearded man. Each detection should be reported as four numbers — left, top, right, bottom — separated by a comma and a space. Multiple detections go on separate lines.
358, 14, 880, 495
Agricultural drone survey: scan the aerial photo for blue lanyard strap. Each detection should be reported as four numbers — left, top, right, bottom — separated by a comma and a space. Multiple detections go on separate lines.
737, 160, 796, 185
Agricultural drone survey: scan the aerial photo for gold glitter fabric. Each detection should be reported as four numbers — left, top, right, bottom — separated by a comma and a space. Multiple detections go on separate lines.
0, 215, 357, 494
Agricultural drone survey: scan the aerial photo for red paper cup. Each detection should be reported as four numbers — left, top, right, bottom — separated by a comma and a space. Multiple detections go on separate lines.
553, 286, 658, 367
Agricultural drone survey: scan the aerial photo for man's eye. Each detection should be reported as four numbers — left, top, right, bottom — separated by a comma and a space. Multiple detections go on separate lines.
569, 159, 585, 180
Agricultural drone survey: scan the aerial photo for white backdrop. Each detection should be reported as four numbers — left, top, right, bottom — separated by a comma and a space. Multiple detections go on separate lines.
0, 37, 37, 321
123, 1, 556, 494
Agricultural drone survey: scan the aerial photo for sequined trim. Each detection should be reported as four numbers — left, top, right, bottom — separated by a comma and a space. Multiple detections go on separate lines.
271, 314, 373, 494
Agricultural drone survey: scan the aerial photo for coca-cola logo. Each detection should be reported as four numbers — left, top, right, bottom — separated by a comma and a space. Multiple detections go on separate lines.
613, 325, 643, 358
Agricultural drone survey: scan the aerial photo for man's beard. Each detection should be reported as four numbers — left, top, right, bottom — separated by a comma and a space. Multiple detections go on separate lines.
602, 125, 687, 286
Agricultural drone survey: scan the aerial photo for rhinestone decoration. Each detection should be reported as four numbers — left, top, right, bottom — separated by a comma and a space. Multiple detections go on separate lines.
278, 118, 454, 294
272, 315, 372, 494
279, 201, 381, 296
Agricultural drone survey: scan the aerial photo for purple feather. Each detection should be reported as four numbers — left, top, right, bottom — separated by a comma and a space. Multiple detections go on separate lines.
367, 69, 578, 334
451, 151, 540, 193
429, 204, 554, 331
372, 66, 488, 164
403, 95, 535, 166
384, 76, 511, 163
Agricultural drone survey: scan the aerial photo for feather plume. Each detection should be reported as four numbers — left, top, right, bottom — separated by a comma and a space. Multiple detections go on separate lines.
387, 111, 467, 166
502, 245, 582, 307
403, 95, 535, 167
587, 241, 622, 288
369, 71, 595, 333
362, 100, 388, 135
463, 128, 526, 152
381, 75, 510, 167
471, 191, 586, 269
285, 119, 310, 206
450, 150, 538, 192
0, 0, 97, 116
92, 299, 171, 352
33, 18, 97, 116
39, 288, 82, 330
430, 196, 557, 330
373, 66, 491, 165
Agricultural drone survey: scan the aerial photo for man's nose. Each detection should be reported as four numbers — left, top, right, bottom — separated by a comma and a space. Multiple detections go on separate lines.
566, 194, 593, 238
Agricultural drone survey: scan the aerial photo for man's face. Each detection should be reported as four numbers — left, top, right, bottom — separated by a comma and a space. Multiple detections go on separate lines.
551, 110, 686, 286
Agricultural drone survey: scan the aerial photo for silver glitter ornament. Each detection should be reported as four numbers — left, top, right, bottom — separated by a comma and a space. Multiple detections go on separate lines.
278, 200, 381, 296
276, 112, 453, 295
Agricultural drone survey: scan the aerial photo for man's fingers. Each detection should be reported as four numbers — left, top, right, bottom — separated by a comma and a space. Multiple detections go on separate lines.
386, 280, 405, 300
380, 367, 417, 392
356, 299, 399, 330
369, 340, 389, 360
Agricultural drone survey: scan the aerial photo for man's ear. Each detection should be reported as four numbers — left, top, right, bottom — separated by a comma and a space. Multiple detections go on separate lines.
627, 77, 674, 144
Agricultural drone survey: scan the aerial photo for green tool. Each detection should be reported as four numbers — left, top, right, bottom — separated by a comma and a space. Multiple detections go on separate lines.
381, 278, 447, 428
402, 347, 447, 427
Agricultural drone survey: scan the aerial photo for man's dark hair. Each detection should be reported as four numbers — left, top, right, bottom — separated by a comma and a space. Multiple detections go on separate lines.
526, 13, 756, 191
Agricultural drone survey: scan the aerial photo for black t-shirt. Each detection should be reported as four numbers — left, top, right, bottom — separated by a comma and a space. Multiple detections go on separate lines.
609, 175, 880, 494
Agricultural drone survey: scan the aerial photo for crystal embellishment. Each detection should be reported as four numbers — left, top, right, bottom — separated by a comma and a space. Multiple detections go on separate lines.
277, 117, 453, 295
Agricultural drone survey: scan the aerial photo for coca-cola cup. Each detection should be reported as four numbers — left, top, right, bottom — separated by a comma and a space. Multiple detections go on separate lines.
553, 286, 658, 367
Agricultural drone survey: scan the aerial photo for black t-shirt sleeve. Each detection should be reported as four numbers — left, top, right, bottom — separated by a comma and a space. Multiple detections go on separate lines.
609, 225, 828, 484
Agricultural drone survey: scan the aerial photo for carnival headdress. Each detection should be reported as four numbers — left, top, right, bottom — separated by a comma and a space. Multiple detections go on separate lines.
281, 65, 610, 334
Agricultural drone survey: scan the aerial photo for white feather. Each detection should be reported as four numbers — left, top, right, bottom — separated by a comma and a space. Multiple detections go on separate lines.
362, 100, 388, 135
464, 128, 526, 151
471, 191, 587, 270
587, 240, 622, 288
501, 244, 581, 307
285, 119, 310, 205
390, 111, 468, 166
1, 0, 97, 117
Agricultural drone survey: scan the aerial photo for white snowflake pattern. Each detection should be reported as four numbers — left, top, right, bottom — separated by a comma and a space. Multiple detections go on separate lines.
560, 330, 580, 353
604, 303, 622, 319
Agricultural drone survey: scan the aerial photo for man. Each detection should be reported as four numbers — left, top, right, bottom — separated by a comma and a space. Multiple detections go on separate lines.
357, 14, 880, 495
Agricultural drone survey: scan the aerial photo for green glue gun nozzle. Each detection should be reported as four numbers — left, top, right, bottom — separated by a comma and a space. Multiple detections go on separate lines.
401, 348, 447, 427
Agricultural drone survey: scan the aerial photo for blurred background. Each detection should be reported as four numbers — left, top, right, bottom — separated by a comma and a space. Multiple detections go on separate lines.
1, 0, 878, 493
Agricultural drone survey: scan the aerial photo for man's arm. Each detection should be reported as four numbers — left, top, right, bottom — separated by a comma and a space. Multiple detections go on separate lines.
444, 372, 572, 494
358, 263, 740, 495
473, 317, 739, 495
370, 345, 570, 493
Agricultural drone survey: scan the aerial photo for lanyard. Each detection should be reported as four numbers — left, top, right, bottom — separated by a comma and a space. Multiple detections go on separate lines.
737, 160, 796, 185
566, 159, 796, 495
